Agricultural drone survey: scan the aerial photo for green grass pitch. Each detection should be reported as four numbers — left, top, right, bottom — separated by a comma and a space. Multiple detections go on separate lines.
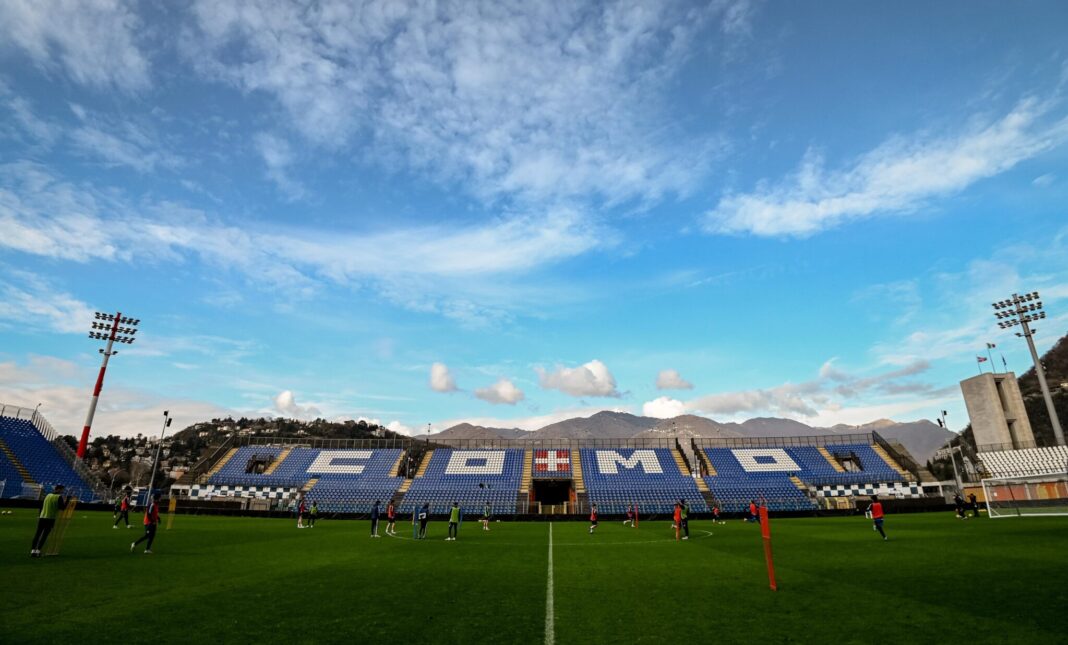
2, 509, 1067, 644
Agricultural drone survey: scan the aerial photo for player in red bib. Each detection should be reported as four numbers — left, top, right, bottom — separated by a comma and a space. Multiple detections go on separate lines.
588, 504, 598, 534
386, 501, 396, 536
748, 500, 758, 523
867, 495, 887, 541
673, 502, 682, 541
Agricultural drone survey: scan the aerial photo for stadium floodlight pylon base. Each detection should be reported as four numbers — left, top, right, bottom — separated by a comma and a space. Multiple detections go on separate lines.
44, 498, 78, 556
982, 472, 1068, 518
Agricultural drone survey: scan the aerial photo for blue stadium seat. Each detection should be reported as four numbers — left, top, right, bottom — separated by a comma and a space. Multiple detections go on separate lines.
702, 444, 906, 512
581, 448, 708, 515
209, 447, 404, 512
401, 449, 522, 516
0, 417, 94, 499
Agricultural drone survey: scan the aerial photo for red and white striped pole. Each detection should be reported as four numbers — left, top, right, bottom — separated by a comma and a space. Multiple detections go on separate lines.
78, 311, 139, 459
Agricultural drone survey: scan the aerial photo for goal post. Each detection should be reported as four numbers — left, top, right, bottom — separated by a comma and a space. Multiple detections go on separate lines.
982, 472, 1068, 518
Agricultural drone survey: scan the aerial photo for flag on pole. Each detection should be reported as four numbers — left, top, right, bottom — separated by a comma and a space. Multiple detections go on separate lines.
986, 342, 997, 349
977, 356, 988, 363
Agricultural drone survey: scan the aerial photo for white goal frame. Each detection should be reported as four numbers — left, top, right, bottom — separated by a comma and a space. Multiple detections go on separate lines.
981, 472, 1068, 518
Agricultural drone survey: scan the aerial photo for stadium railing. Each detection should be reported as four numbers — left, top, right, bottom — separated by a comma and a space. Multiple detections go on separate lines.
693, 432, 878, 449
976, 438, 1061, 453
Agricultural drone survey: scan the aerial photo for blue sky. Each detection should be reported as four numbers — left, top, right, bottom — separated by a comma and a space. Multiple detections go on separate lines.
1, 1, 1067, 438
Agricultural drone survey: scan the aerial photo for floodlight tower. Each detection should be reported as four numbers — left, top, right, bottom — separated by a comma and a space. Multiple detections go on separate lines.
992, 292, 1063, 446
78, 311, 140, 458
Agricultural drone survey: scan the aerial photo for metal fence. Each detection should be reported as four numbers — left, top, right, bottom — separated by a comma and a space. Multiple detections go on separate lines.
976, 438, 1062, 453
692, 432, 877, 449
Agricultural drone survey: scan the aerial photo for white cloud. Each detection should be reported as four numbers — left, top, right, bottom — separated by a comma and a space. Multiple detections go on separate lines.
0, 162, 606, 322
429, 362, 458, 393
385, 420, 417, 436
1032, 173, 1055, 187
272, 390, 322, 420
254, 132, 304, 199
0, 0, 151, 91
655, 368, 693, 390
706, 98, 1068, 236
642, 396, 686, 419
537, 359, 620, 398
0, 270, 94, 333
184, 0, 742, 206
474, 378, 524, 405
687, 382, 820, 417
437, 405, 632, 433
0, 356, 233, 439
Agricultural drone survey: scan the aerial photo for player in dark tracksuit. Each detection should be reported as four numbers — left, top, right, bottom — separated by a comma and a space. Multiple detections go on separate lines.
370, 501, 381, 537
680, 500, 690, 540
418, 503, 430, 539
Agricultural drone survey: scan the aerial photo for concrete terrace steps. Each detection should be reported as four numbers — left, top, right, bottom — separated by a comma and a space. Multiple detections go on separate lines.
696, 449, 717, 477
571, 450, 585, 493
301, 478, 319, 493
415, 450, 434, 478
520, 449, 533, 493
789, 475, 807, 491
205, 448, 239, 479
670, 448, 689, 476
673, 448, 709, 491
0, 436, 34, 484
871, 444, 910, 478
818, 446, 846, 472
262, 447, 292, 475
388, 451, 406, 478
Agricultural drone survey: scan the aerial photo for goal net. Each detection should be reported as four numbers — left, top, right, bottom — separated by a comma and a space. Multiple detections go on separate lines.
982, 472, 1068, 518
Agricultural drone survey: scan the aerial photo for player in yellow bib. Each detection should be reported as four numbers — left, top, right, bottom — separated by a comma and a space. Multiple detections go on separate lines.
30, 484, 68, 558
447, 502, 460, 541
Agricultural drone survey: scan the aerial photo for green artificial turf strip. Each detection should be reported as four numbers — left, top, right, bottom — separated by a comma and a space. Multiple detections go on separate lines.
1, 510, 1067, 644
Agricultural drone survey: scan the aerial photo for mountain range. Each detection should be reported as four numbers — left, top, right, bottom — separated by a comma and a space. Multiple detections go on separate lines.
431, 412, 953, 463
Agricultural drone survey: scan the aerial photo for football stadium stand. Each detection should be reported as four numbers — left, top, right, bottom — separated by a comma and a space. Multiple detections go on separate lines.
0, 404, 99, 500
400, 448, 523, 515
978, 445, 1068, 478
187, 446, 404, 512
170, 432, 933, 516
580, 448, 708, 514
697, 433, 920, 511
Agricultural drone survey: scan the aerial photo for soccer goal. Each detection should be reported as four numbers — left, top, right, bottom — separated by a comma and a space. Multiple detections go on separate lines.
982, 472, 1068, 518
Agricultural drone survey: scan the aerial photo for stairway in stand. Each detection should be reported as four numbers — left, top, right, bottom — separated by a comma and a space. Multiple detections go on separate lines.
789, 475, 807, 491
300, 478, 319, 493
397, 450, 434, 494
571, 450, 585, 493
818, 446, 845, 472
204, 447, 238, 479
262, 447, 291, 475
696, 449, 717, 477
388, 451, 406, 478
871, 444, 910, 478
672, 447, 708, 491
0, 436, 35, 484
520, 449, 533, 493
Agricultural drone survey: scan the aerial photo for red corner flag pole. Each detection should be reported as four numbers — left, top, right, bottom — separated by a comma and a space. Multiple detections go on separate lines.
759, 505, 778, 591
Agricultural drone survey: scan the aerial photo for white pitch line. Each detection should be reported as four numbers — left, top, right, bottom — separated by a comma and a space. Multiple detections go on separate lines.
545, 522, 555, 645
